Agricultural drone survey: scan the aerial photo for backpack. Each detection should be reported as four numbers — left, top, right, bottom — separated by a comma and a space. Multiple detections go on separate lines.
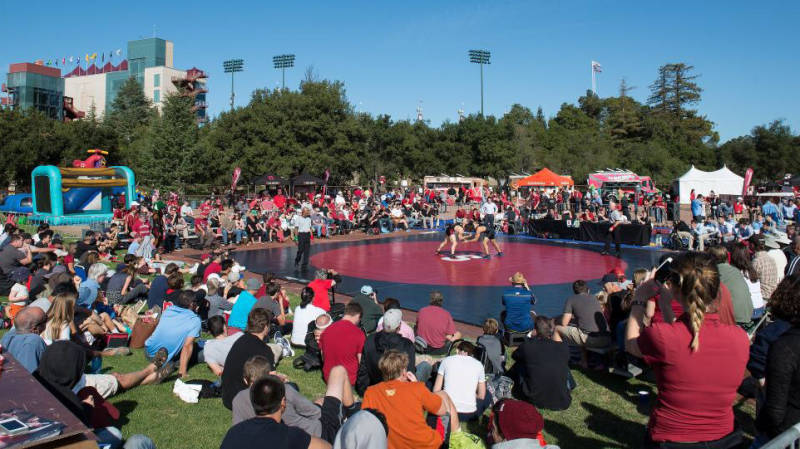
449, 430, 487, 449
486, 375, 514, 405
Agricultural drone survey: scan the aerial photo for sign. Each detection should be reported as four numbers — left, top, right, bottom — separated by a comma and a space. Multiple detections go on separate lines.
742, 168, 753, 197
231, 167, 241, 191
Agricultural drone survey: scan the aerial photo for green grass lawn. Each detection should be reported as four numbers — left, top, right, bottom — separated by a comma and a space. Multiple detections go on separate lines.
1, 284, 757, 448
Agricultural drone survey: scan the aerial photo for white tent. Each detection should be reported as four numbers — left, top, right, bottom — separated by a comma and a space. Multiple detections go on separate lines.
676, 165, 744, 204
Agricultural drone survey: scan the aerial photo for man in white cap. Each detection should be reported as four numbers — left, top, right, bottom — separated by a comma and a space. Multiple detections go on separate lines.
355, 308, 419, 396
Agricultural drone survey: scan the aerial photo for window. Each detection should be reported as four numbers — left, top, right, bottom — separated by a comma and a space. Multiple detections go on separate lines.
153, 89, 160, 103
153, 74, 160, 88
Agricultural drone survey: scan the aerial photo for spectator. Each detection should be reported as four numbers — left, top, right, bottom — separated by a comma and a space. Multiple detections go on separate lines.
477, 318, 506, 375
764, 236, 788, 283
626, 252, 749, 447
750, 234, 778, 300
508, 316, 571, 411
204, 277, 230, 318
319, 302, 365, 385
361, 350, 459, 449
502, 272, 536, 333
332, 409, 388, 449
291, 287, 326, 347
375, 298, 415, 342
253, 282, 289, 336
308, 269, 337, 312
204, 252, 223, 282
42, 289, 76, 345
146, 263, 177, 309
708, 245, 753, 324
232, 356, 354, 443
73, 231, 97, 260
220, 376, 332, 449
145, 290, 202, 379
204, 315, 243, 377
356, 309, 420, 396
555, 280, 610, 369
785, 236, 800, 276
105, 259, 149, 306
730, 242, 766, 319
755, 274, 800, 440
349, 285, 384, 333
78, 263, 107, 309
488, 399, 558, 449
227, 278, 261, 330
221, 308, 275, 409
0, 306, 47, 372
415, 291, 462, 355
4, 266, 30, 320
433, 340, 490, 422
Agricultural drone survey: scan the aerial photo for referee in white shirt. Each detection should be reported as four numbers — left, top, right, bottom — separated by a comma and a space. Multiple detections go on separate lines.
480, 198, 498, 228
294, 207, 313, 269
602, 205, 626, 256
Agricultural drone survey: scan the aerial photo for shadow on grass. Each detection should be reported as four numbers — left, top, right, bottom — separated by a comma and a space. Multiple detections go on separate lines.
580, 367, 656, 407
582, 402, 646, 446
113, 400, 139, 427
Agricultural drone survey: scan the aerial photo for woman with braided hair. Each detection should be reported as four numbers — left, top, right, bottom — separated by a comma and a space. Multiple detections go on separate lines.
625, 252, 749, 448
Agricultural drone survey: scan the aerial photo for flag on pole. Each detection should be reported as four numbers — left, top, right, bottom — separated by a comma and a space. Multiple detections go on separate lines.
742, 168, 754, 197
62, 57, 66, 65
591, 61, 603, 73
69, 56, 74, 63
115, 49, 122, 56
102, 53, 104, 62
85, 54, 89, 63
91, 52, 97, 60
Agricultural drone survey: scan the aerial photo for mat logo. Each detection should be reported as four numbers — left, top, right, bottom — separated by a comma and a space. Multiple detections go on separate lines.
440, 252, 485, 262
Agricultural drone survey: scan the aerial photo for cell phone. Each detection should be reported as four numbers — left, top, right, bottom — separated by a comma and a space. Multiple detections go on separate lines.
0, 418, 29, 435
654, 257, 674, 284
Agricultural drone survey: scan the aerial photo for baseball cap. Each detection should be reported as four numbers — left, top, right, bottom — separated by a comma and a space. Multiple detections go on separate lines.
246, 278, 262, 291
130, 201, 140, 207
509, 272, 527, 285
201, 253, 211, 261
493, 399, 544, 440
382, 309, 403, 332
360, 285, 374, 295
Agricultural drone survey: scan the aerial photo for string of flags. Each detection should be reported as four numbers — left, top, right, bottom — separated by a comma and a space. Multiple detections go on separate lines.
43, 49, 123, 67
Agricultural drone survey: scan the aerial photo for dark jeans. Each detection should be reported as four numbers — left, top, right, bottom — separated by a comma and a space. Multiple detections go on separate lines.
457, 391, 493, 422
295, 232, 311, 267
643, 429, 741, 449
604, 225, 621, 253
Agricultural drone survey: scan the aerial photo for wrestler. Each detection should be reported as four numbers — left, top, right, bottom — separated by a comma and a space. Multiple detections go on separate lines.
467, 221, 503, 259
436, 222, 465, 257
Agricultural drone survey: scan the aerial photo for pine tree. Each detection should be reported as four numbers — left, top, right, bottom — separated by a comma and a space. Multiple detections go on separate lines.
106, 77, 154, 146
647, 63, 702, 120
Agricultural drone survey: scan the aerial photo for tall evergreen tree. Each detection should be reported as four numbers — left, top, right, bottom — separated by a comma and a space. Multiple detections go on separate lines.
106, 77, 154, 147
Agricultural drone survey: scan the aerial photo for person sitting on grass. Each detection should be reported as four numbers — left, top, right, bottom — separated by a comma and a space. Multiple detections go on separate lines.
144, 290, 202, 380
204, 315, 243, 377
361, 350, 460, 449
232, 356, 354, 443
332, 409, 388, 449
349, 285, 384, 334
555, 280, 611, 369
508, 316, 571, 411
433, 340, 491, 422
227, 278, 262, 331
290, 287, 326, 347
319, 302, 365, 386
375, 298, 415, 342
477, 318, 506, 376
356, 309, 423, 396
415, 291, 462, 355
502, 272, 536, 333
220, 375, 333, 449
206, 277, 234, 318
489, 398, 559, 449
221, 308, 276, 409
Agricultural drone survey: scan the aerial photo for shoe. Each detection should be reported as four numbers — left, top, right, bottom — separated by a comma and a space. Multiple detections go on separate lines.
276, 335, 294, 358
152, 347, 168, 369
600, 250, 609, 256
482, 255, 490, 259
496, 252, 503, 257
614, 251, 622, 257
153, 361, 175, 384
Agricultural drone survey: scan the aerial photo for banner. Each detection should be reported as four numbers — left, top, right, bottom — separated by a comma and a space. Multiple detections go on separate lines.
231, 167, 242, 191
742, 168, 753, 197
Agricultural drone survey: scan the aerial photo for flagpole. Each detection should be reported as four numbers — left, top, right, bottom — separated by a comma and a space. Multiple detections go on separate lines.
591, 61, 596, 94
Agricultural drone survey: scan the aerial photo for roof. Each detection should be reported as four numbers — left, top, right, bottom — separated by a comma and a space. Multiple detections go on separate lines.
291, 173, 324, 186
515, 168, 574, 187
9, 63, 60, 78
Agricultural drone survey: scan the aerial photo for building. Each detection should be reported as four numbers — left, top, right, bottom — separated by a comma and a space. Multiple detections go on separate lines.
64, 37, 208, 122
2, 37, 207, 123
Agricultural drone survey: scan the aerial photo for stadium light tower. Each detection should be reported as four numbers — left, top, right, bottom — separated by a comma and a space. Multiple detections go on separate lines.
468, 49, 491, 116
273, 54, 295, 90
223, 59, 244, 111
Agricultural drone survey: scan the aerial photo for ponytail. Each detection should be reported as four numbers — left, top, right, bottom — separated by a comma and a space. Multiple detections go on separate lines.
672, 253, 720, 352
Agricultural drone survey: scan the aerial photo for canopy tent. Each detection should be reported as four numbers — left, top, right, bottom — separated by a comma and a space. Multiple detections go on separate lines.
290, 173, 324, 186
515, 168, 574, 188
782, 174, 800, 187
675, 165, 744, 204
251, 174, 288, 186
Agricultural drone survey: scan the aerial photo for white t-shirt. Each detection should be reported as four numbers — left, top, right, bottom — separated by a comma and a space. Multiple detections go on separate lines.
768, 249, 788, 282
9, 283, 29, 304
43, 322, 70, 345
743, 274, 765, 310
180, 205, 193, 217
437, 354, 485, 413
291, 304, 326, 346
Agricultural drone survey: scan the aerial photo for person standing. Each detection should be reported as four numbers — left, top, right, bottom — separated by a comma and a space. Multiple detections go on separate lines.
602, 204, 625, 256
295, 208, 313, 270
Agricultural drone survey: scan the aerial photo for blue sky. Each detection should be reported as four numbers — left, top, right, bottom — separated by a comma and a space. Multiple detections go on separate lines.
1, 0, 797, 141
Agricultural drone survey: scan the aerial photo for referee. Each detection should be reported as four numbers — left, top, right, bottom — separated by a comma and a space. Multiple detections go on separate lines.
294, 207, 313, 270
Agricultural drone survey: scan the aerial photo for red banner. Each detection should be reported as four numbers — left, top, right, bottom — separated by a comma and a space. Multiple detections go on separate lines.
231, 167, 242, 192
742, 168, 753, 197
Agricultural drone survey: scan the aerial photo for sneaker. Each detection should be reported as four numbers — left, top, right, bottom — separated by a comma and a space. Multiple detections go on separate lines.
152, 347, 169, 369
496, 252, 504, 257
482, 255, 490, 259
153, 361, 175, 384
276, 336, 294, 358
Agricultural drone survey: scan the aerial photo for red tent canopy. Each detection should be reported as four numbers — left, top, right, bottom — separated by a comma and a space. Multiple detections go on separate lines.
515, 168, 574, 187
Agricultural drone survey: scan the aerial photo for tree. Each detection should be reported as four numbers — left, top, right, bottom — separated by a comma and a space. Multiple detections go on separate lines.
142, 92, 199, 187
647, 63, 702, 120
106, 77, 154, 149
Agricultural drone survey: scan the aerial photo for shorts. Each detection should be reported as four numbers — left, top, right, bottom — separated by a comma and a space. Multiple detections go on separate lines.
85, 374, 120, 398
559, 326, 611, 349
319, 396, 344, 443
6, 304, 25, 320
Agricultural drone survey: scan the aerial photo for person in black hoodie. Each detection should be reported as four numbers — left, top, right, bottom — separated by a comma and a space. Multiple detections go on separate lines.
756, 274, 800, 439
355, 309, 418, 396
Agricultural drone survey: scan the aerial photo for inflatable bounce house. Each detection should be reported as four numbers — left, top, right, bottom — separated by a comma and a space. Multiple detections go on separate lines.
30, 149, 135, 225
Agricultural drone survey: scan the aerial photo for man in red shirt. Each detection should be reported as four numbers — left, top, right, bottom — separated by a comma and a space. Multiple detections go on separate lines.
319, 303, 365, 385
130, 208, 154, 260
307, 269, 337, 312
203, 252, 223, 282
415, 291, 462, 355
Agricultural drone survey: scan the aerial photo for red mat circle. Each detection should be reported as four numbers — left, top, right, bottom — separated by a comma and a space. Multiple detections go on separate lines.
309, 241, 626, 287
